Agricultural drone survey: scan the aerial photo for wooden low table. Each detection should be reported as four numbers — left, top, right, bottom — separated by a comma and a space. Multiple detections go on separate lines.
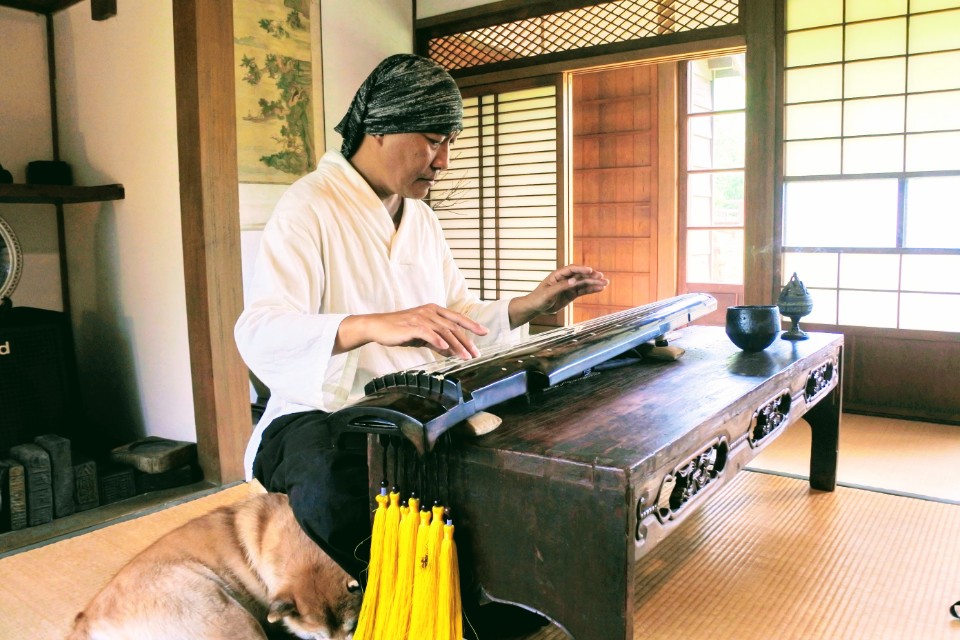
423, 325, 843, 640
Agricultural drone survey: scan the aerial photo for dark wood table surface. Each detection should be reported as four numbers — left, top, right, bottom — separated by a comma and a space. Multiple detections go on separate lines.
376, 324, 844, 639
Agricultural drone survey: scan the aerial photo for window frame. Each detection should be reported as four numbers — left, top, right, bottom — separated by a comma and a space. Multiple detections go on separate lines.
779, 0, 960, 333
678, 54, 747, 292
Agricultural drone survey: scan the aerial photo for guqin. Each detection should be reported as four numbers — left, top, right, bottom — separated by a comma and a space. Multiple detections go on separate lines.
327, 293, 717, 454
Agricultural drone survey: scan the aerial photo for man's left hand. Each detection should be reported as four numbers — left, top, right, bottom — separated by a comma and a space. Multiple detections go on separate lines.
509, 265, 609, 328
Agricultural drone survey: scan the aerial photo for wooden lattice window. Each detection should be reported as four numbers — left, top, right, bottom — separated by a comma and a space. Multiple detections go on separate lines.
429, 78, 561, 318
424, 0, 739, 72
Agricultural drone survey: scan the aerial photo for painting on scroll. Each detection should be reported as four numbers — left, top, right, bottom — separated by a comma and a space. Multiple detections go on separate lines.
234, 0, 323, 184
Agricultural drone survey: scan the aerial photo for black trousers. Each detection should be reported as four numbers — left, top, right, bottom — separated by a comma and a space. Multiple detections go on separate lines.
252, 410, 550, 639
252, 410, 370, 579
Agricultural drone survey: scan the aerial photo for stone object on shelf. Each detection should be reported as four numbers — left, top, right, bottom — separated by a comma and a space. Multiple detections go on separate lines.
0, 458, 26, 532
725, 305, 781, 352
9, 443, 53, 526
135, 463, 202, 494
34, 433, 76, 518
72, 452, 100, 512
110, 437, 198, 474
98, 464, 136, 506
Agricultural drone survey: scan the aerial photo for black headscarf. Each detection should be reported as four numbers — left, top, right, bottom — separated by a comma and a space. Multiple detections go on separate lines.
334, 54, 463, 158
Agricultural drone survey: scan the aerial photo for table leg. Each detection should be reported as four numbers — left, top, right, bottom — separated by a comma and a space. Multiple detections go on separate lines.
804, 379, 841, 491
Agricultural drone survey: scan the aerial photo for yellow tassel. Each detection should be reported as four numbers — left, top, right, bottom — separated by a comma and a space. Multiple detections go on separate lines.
436, 521, 463, 640
384, 495, 420, 639
430, 503, 445, 550
372, 488, 401, 640
353, 486, 388, 640
429, 503, 446, 585
407, 505, 438, 639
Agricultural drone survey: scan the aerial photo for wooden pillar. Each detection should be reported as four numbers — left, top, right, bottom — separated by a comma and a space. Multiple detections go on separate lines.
172, 0, 249, 483
742, 0, 781, 305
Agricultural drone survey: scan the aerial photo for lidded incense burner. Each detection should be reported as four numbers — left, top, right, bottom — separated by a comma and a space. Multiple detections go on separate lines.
777, 272, 813, 340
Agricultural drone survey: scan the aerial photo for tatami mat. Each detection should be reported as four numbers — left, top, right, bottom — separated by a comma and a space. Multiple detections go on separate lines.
748, 413, 960, 503
0, 482, 259, 640
3, 446, 959, 639
522, 472, 960, 640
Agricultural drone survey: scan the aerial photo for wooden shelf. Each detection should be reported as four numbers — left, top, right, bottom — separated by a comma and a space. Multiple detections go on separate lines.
0, 183, 124, 205
0, 480, 218, 556
0, 0, 115, 20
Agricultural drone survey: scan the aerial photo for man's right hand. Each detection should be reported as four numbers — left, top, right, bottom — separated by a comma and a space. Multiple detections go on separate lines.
334, 304, 489, 360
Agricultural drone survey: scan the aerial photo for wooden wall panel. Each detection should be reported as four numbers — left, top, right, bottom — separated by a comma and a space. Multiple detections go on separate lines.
801, 324, 960, 425
688, 287, 741, 327
572, 63, 658, 322
574, 204, 652, 238
574, 133, 654, 169
657, 64, 679, 301
607, 132, 654, 167
573, 169, 652, 204
573, 137, 599, 169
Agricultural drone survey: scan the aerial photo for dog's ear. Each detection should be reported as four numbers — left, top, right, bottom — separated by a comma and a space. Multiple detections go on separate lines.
267, 597, 299, 624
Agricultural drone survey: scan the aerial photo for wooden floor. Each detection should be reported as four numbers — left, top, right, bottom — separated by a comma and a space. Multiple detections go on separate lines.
1, 412, 958, 639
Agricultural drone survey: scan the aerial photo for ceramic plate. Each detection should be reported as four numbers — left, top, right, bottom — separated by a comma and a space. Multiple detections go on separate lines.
0, 215, 23, 301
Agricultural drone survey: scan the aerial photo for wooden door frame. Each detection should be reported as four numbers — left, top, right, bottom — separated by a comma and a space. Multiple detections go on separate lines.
742, 0, 780, 305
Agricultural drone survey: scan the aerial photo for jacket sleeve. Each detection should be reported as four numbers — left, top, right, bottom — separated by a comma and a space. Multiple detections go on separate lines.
234, 199, 349, 412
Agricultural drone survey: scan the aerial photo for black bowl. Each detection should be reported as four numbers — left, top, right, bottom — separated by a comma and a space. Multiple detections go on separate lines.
725, 305, 781, 352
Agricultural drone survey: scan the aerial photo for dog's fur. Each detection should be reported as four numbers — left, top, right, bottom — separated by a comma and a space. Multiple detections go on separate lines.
68, 492, 361, 640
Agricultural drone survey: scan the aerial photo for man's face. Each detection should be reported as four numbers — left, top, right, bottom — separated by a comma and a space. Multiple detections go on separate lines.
378, 132, 458, 200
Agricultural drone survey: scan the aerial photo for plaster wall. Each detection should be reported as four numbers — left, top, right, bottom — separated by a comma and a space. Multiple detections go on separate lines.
1, 0, 417, 450
54, 0, 193, 444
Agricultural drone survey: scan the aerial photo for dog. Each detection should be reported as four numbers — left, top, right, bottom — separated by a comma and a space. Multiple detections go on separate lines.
68, 491, 362, 640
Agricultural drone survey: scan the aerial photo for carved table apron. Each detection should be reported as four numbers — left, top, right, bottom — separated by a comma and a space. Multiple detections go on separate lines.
371, 325, 843, 640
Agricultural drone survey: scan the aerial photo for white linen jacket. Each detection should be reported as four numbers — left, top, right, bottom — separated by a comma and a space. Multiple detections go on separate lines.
235, 151, 520, 478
